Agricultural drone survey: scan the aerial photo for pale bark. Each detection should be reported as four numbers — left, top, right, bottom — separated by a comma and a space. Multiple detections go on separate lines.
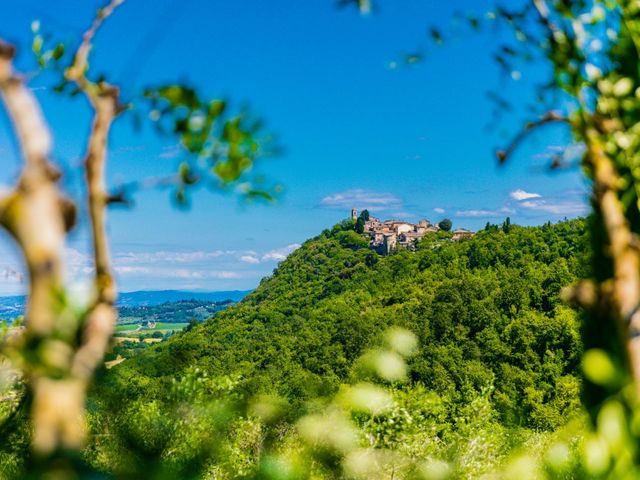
585, 128, 640, 392
0, 0, 125, 456
0, 40, 81, 454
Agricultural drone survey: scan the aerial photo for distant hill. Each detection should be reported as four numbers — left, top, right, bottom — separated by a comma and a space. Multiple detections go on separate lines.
116, 290, 251, 307
0, 289, 252, 319
117, 299, 238, 325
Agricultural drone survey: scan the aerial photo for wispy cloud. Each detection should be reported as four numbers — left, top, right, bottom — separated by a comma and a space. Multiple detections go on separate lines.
391, 212, 414, 219
114, 266, 241, 279
59, 242, 301, 292
0, 239, 301, 295
519, 199, 588, 215
114, 266, 151, 275
455, 209, 511, 218
510, 189, 541, 201
319, 189, 402, 212
454, 188, 587, 221
262, 244, 301, 262
159, 144, 182, 159
240, 255, 260, 264
0, 264, 24, 283
433, 207, 445, 214
113, 145, 145, 154
533, 144, 586, 163
114, 250, 229, 264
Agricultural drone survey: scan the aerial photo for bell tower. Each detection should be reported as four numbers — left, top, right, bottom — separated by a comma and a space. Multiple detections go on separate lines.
351, 208, 357, 221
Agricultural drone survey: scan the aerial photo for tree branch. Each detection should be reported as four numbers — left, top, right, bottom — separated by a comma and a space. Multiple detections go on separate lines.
532, 0, 562, 37
0, 0, 126, 457
0, 39, 81, 454
496, 111, 568, 164
66, 0, 124, 85
106, 173, 188, 206
66, 1, 125, 380
584, 128, 640, 394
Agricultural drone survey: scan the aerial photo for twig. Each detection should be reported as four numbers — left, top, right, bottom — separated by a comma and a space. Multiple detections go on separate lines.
532, 0, 562, 37
66, 0, 124, 84
117, 0, 190, 88
106, 173, 182, 206
496, 111, 568, 164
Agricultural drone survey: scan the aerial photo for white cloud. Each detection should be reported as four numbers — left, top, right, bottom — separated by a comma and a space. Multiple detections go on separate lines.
454, 189, 587, 220
65, 247, 90, 266
67, 243, 302, 271
3, 241, 306, 294
113, 266, 241, 279
240, 255, 260, 264
64, 248, 93, 279
262, 244, 301, 262
510, 189, 542, 201
65, 242, 303, 284
114, 266, 152, 275
0, 264, 24, 283
41, 242, 304, 293
319, 189, 402, 212
519, 200, 588, 215
114, 250, 229, 264
214, 271, 243, 279
433, 207, 445, 214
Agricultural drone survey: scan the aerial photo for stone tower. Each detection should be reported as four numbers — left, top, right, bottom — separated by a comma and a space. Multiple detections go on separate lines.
351, 208, 357, 221
383, 233, 397, 255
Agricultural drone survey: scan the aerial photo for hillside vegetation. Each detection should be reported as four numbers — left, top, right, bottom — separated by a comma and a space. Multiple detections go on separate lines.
69, 219, 591, 477
111, 219, 586, 426
116, 299, 236, 325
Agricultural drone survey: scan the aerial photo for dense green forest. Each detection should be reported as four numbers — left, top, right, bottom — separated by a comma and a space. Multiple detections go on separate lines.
31, 217, 586, 478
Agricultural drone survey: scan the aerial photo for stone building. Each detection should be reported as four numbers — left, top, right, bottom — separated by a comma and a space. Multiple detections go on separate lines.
383, 233, 397, 255
452, 229, 474, 241
353, 209, 474, 254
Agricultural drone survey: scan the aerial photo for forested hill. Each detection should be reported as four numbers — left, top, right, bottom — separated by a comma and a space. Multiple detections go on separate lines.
105, 218, 588, 430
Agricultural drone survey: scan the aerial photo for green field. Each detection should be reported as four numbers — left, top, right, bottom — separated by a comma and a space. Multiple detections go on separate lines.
114, 322, 189, 333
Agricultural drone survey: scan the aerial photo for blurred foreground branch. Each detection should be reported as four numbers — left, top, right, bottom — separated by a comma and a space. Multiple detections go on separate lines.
0, 39, 79, 454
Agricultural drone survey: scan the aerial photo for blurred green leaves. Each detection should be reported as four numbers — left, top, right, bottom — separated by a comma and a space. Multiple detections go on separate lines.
31, 20, 65, 69
143, 84, 281, 205
582, 349, 621, 388
336, 0, 373, 15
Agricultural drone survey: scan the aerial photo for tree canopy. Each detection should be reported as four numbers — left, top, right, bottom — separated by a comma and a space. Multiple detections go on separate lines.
438, 218, 453, 232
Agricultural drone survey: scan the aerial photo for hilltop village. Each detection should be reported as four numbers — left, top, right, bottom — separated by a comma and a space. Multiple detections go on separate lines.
352, 208, 474, 255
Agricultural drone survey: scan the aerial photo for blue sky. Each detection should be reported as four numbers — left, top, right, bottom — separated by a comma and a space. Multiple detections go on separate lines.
0, 0, 588, 295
